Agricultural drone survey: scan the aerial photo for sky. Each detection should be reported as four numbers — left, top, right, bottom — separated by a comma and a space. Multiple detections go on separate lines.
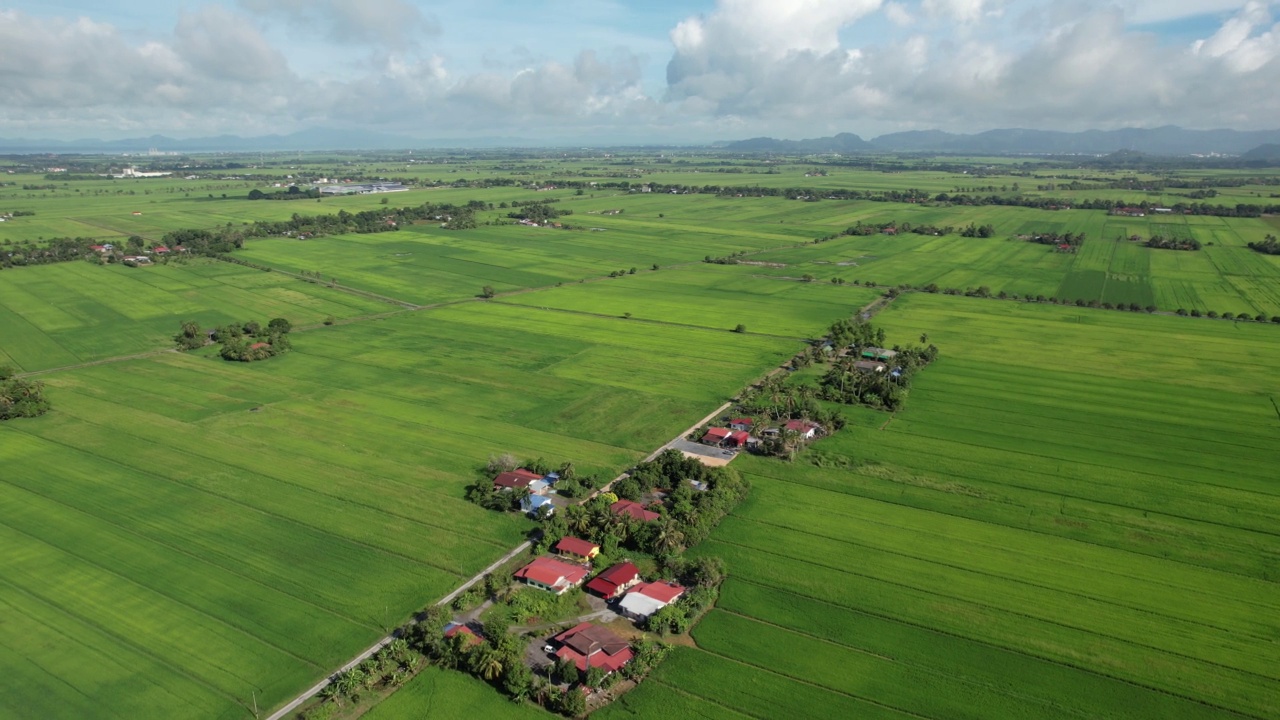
1, 0, 1278, 143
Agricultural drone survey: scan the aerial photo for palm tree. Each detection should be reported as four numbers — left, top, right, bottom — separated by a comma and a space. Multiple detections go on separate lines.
472, 645, 505, 680
920, 332, 929, 344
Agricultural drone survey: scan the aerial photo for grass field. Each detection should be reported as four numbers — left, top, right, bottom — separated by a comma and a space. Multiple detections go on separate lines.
601, 293, 1280, 720
0, 299, 803, 720
361, 667, 545, 720
0, 259, 391, 372
4, 154, 1280, 720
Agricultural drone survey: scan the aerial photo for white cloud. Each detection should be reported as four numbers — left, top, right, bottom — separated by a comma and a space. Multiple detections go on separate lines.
922, 0, 1005, 24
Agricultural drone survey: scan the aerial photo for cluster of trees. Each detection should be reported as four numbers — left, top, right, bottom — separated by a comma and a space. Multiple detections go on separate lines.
645, 557, 726, 635
817, 321, 940, 411
308, 638, 420, 716
1248, 235, 1280, 255
247, 186, 322, 201
465, 455, 605, 511
528, 450, 750, 558
1025, 231, 1085, 248
507, 201, 572, 223
734, 375, 846, 460
0, 366, 50, 420
173, 318, 293, 362
1175, 308, 1280, 322
1142, 235, 1202, 251
959, 223, 997, 238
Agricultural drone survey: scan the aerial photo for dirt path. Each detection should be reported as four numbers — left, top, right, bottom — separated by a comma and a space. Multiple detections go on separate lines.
15, 349, 178, 378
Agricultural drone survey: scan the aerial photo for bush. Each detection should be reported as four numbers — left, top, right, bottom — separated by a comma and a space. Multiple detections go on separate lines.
732, 324, 747, 333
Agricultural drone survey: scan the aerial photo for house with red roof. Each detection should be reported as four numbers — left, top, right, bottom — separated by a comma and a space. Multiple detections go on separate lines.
249, 342, 270, 351
554, 537, 600, 563
726, 430, 750, 448
443, 622, 483, 647
611, 499, 660, 523
585, 562, 640, 599
513, 556, 589, 594
493, 468, 544, 491
701, 427, 732, 446
784, 419, 822, 440
152, 246, 170, 254
729, 418, 753, 432
552, 622, 633, 674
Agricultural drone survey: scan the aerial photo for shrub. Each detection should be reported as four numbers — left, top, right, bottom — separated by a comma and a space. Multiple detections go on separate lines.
732, 324, 747, 333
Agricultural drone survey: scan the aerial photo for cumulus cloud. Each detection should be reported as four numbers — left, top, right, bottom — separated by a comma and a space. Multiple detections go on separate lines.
238, 0, 440, 52
659, 0, 1280, 134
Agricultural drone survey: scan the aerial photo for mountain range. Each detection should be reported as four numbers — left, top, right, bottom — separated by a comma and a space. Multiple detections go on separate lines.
4, 125, 1280, 156
721, 126, 1280, 157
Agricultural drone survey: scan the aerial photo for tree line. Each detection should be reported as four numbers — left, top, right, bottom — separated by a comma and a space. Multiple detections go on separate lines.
1249, 235, 1280, 255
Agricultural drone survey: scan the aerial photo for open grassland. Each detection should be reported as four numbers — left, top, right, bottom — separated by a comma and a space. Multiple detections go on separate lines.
603, 293, 1280, 720
0, 259, 390, 372
0, 300, 802, 720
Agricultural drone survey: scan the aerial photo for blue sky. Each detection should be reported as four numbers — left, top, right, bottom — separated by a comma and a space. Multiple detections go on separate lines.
0, 1, 1276, 142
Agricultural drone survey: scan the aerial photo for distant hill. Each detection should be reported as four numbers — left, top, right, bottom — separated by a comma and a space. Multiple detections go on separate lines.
1241, 143, 1280, 161
723, 126, 1280, 156
722, 132, 874, 153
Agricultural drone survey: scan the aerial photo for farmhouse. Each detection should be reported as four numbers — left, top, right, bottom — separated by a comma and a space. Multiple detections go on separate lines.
520, 494, 555, 517
493, 468, 544, 491
860, 347, 898, 361
784, 420, 822, 439
729, 418, 753, 432
854, 360, 887, 373
618, 581, 685, 621
513, 556, 588, 594
726, 430, 750, 448
552, 622, 634, 674
585, 562, 641, 599
611, 499, 660, 523
554, 537, 600, 563
701, 427, 732, 445
442, 622, 483, 647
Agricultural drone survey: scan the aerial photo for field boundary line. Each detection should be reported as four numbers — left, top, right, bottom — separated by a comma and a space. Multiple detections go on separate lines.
15, 348, 178, 378
686, 642, 933, 720
721, 575, 1265, 720
704, 535, 1280, 686
645, 678, 765, 719
488, 299, 810, 341
0, 512, 329, 672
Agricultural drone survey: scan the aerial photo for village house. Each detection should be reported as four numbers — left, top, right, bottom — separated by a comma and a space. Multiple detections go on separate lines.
552, 622, 634, 674
493, 468, 544, 491
854, 360, 887, 373
442, 622, 483, 648
728, 418, 753, 432
784, 419, 822, 440
618, 581, 686, 622
585, 562, 641, 599
860, 347, 898, 361
701, 427, 732, 446
520, 494, 555, 517
554, 537, 600, 563
513, 556, 589, 594
611, 499, 661, 523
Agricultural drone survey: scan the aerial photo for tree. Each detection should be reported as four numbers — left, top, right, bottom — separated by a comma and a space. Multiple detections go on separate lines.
481, 285, 496, 298
268, 317, 292, 334
732, 324, 747, 333
558, 686, 587, 716
173, 320, 206, 350
0, 369, 51, 420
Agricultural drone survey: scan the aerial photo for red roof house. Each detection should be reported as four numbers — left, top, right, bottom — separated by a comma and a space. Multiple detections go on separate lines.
727, 430, 750, 448
443, 623, 483, 647
631, 581, 685, 604
152, 246, 170, 254
493, 468, 543, 491
701, 427, 732, 445
585, 562, 641, 599
784, 420, 821, 439
249, 342, 270, 350
554, 537, 600, 562
553, 622, 633, 674
611, 499, 660, 523
729, 418, 753, 431
513, 556, 589, 594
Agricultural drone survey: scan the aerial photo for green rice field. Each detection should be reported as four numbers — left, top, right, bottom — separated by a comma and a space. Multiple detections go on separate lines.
601, 293, 1280, 720
3, 154, 1280, 720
